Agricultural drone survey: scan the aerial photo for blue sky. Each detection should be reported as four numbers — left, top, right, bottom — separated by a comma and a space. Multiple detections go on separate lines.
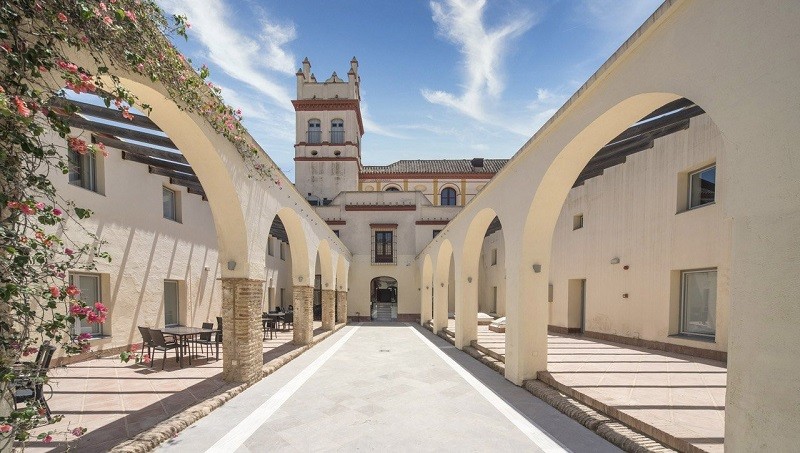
157, 0, 661, 180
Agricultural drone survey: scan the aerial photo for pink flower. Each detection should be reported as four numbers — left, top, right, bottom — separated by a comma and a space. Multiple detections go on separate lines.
35, 202, 45, 210
49, 286, 61, 298
136, 63, 144, 72
56, 60, 78, 73
142, 354, 151, 364
52, 208, 62, 216
130, 343, 140, 352
66, 285, 81, 297
22, 347, 38, 357
103, 16, 113, 26
68, 137, 88, 155
121, 107, 134, 121
94, 302, 108, 313
57, 12, 68, 23
71, 427, 86, 437
19, 204, 35, 215
97, 142, 109, 157
99, 2, 107, 11
64, 248, 74, 256
43, 435, 52, 443
77, 333, 92, 341
69, 304, 84, 316
0, 424, 11, 433
13, 96, 31, 117
125, 10, 136, 22
0, 43, 11, 53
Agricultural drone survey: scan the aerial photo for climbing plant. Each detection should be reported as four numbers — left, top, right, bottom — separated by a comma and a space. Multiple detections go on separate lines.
0, 0, 275, 445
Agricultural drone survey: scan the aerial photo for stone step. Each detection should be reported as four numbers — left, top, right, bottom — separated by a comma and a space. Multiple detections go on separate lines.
470, 340, 505, 363
442, 328, 455, 338
463, 346, 505, 374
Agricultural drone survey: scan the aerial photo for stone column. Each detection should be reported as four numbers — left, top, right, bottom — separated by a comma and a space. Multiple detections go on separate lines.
293, 285, 314, 345
432, 281, 449, 333
454, 271, 478, 350
321, 289, 336, 330
336, 290, 348, 323
221, 278, 263, 384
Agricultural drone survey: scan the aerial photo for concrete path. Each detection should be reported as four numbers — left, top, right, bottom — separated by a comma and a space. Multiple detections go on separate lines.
161, 324, 619, 452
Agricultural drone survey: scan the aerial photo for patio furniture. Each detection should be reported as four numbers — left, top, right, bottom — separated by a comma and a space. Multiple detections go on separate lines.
137, 326, 154, 362
162, 326, 218, 366
262, 313, 277, 340
14, 344, 56, 419
283, 311, 293, 330
149, 329, 185, 370
189, 322, 219, 361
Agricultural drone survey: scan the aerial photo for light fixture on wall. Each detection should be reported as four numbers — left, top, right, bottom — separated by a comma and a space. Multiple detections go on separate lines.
227, 260, 237, 271
441, 283, 445, 287
467, 276, 473, 283
610, 257, 620, 265
298, 276, 304, 282
532, 264, 542, 273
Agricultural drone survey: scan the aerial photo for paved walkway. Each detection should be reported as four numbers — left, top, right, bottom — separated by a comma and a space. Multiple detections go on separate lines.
161, 324, 619, 452
449, 320, 726, 453
27, 322, 326, 452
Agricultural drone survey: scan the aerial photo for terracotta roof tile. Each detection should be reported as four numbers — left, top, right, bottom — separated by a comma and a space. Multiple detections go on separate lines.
362, 159, 508, 174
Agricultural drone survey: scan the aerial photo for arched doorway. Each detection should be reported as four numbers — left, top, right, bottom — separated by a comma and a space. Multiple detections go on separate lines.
370, 276, 397, 321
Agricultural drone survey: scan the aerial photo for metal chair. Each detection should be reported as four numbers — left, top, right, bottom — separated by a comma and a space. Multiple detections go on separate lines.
149, 329, 184, 370
190, 322, 218, 361
262, 314, 275, 340
137, 326, 153, 362
14, 344, 56, 419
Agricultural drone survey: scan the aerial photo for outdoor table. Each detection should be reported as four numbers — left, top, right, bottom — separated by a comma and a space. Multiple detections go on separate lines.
161, 326, 219, 363
264, 313, 285, 330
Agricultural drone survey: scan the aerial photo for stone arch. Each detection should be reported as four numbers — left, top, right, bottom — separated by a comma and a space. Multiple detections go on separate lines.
274, 207, 313, 285
432, 239, 454, 332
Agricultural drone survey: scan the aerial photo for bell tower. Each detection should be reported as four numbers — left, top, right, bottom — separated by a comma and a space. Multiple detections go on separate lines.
293, 57, 363, 205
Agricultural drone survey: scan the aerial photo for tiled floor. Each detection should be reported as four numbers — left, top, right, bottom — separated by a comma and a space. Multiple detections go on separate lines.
25, 322, 325, 452
449, 320, 726, 453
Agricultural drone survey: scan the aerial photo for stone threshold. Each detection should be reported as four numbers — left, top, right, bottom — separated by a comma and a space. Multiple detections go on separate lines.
110, 323, 347, 453
428, 324, 674, 453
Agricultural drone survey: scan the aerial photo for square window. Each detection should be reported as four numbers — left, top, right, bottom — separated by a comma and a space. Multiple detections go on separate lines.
280, 243, 286, 261
70, 273, 103, 337
267, 237, 274, 256
688, 165, 716, 209
68, 149, 98, 192
163, 187, 180, 222
680, 269, 717, 338
491, 248, 498, 266
573, 213, 584, 230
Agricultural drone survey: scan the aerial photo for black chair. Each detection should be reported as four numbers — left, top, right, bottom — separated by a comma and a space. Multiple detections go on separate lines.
137, 326, 154, 362
190, 322, 218, 361
14, 344, 56, 419
149, 329, 185, 370
261, 314, 275, 340
283, 311, 294, 330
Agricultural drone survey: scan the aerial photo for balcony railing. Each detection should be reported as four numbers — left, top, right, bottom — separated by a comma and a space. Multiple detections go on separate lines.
330, 130, 345, 144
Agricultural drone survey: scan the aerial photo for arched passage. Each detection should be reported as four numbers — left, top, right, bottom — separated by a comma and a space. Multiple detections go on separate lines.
420, 254, 433, 325
433, 240, 453, 333
370, 277, 398, 321
335, 255, 349, 323
454, 208, 504, 348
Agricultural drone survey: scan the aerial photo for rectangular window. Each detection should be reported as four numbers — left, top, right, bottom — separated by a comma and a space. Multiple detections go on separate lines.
680, 269, 717, 338
163, 187, 179, 221
374, 230, 394, 263
68, 149, 98, 192
280, 243, 286, 260
267, 237, 274, 256
70, 274, 103, 337
688, 165, 716, 209
491, 248, 498, 266
573, 213, 584, 230
164, 280, 179, 326
433, 230, 441, 238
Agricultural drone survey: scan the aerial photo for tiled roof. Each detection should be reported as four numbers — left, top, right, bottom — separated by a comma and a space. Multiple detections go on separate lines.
361, 159, 508, 174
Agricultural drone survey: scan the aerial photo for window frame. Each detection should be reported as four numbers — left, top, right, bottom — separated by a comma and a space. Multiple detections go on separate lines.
573, 213, 584, 230
267, 237, 274, 256
307, 118, 322, 144
163, 279, 180, 327
330, 118, 345, 144
280, 242, 286, 261
69, 273, 103, 337
440, 187, 458, 206
687, 164, 716, 210
372, 230, 396, 264
490, 248, 498, 266
432, 229, 441, 239
68, 148, 98, 193
162, 186, 180, 222
679, 268, 717, 339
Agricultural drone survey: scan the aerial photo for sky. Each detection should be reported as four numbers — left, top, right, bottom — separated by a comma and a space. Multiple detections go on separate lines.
156, 0, 662, 181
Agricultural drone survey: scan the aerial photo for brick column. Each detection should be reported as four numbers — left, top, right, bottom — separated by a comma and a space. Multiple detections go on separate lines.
293, 285, 314, 345
221, 278, 263, 384
322, 289, 336, 330
336, 291, 348, 323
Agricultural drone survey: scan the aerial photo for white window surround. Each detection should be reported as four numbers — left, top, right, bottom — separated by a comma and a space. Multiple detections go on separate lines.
680, 268, 717, 338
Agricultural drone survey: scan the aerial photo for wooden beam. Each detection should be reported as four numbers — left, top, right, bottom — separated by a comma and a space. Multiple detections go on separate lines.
66, 115, 177, 150
122, 151, 193, 175
169, 177, 204, 192
609, 105, 703, 145
98, 135, 188, 164
51, 98, 162, 131
186, 186, 207, 199
149, 167, 200, 183
639, 98, 696, 122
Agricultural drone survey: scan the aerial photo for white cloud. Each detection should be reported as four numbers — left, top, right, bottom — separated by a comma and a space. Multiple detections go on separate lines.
158, 0, 295, 110
576, 0, 662, 43
421, 0, 535, 120
361, 100, 407, 139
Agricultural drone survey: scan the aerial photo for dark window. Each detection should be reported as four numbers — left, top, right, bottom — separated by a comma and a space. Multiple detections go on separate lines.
333, 230, 340, 237
374, 231, 394, 263
385, 186, 400, 192
441, 187, 457, 206
307, 119, 321, 144
689, 165, 716, 209
432, 230, 441, 238
68, 149, 97, 192
331, 119, 344, 144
